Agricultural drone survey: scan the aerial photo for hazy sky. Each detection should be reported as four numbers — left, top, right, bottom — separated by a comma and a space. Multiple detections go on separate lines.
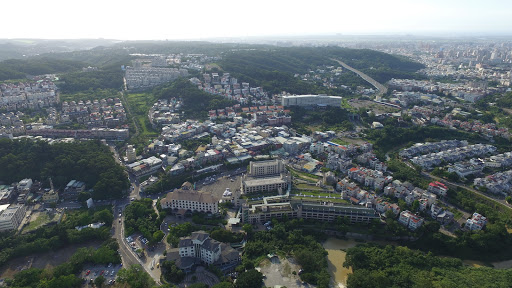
2, 0, 511, 40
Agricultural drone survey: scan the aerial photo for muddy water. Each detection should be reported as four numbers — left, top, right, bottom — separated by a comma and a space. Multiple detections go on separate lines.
322, 238, 359, 288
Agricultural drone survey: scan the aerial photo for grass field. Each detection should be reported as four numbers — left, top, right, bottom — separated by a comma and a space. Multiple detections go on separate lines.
22, 212, 60, 234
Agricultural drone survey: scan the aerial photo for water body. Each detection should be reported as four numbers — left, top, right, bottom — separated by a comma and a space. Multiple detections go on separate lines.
323, 237, 512, 288
322, 238, 358, 288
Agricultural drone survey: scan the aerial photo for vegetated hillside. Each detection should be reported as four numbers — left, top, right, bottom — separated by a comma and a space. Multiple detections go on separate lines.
344, 244, 512, 288
218, 46, 425, 94
0, 57, 86, 81
153, 78, 236, 119
58, 69, 124, 93
0, 139, 129, 199
326, 47, 426, 83
111, 40, 264, 55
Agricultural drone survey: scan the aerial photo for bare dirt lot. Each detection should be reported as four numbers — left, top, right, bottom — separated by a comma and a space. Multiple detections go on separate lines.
259, 256, 314, 288
0, 241, 103, 280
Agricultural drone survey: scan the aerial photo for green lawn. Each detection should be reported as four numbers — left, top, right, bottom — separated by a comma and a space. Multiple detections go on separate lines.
22, 212, 59, 233
329, 138, 350, 145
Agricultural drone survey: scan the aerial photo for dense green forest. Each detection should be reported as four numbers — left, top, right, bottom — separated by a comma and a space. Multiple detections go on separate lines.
153, 78, 236, 119
58, 70, 124, 93
0, 57, 85, 80
0, 139, 129, 199
0, 208, 115, 268
344, 244, 512, 288
124, 198, 165, 244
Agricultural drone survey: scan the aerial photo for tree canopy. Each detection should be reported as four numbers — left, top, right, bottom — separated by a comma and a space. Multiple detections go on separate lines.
0, 139, 129, 199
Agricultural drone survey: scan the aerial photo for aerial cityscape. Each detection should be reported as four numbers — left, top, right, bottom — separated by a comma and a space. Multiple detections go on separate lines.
0, 1, 512, 288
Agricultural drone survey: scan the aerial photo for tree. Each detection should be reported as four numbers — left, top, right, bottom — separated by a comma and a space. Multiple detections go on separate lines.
212, 282, 234, 288
235, 269, 263, 288
117, 265, 155, 288
153, 230, 165, 243
506, 196, 512, 204
94, 275, 106, 287
411, 200, 420, 212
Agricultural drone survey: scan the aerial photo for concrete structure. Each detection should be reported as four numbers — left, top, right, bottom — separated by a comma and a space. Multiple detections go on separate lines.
0, 204, 26, 232
126, 144, 136, 163
62, 180, 86, 201
248, 160, 285, 177
168, 231, 241, 272
281, 95, 342, 107
241, 196, 379, 224
127, 156, 162, 178
161, 183, 219, 214
466, 212, 487, 231
398, 210, 424, 230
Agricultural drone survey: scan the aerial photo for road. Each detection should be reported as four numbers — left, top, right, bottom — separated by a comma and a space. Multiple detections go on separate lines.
401, 158, 512, 211
331, 58, 388, 97
105, 143, 161, 285
422, 171, 512, 210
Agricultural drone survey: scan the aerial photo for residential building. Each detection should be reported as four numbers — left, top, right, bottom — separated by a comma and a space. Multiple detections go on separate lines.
127, 156, 163, 178
281, 95, 342, 107
466, 212, 487, 231
398, 210, 424, 230
62, 180, 86, 201
0, 204, 26, 232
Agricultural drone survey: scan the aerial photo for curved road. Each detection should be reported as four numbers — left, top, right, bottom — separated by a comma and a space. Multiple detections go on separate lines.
331, 58, 388, 97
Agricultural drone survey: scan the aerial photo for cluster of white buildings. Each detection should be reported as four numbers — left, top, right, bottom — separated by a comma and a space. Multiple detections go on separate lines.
125, 65, 188, 90
281, 94, 342, 107
410, 144, 496, 170
348, 166, 393, 191
0, 81, 58, 111
474, 170, 512, 196
399, 140, 467, 159
148, 98, 182, 127
466, 212, 487, 231
388, 78, 488, 102
431, 117, 511, 140
61, 98, 126, 128
0, 112, 25, 136
126, 156, 163, 178
193, 72, 268, 105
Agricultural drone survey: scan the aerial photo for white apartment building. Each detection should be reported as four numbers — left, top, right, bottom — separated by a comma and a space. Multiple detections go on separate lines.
161, 183, 218, 214
248, 160, 285, 176
281, 95, 342, 107
0, 204, 26, 232
126, 145, 136, 162
466, 212, 487, 231
398, 210, 424, 230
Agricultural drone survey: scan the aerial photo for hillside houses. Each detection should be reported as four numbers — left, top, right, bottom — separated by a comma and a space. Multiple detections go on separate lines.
410, 144, 496, 169
474, 170, 512, 196
399, 140, 467, 159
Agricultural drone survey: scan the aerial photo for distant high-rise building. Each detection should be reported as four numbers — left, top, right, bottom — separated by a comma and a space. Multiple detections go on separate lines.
126, 145, 136, 162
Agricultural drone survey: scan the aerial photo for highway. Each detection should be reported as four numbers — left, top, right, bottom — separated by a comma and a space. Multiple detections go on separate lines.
331, 58, 388, 97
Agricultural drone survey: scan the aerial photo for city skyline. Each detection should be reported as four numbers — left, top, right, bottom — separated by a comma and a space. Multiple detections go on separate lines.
1, 0, 512, 40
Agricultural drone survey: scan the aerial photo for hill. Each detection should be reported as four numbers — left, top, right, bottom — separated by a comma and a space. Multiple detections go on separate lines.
0, 139, 129, 199
0, 57, 86, 81
218, 46, 425, 95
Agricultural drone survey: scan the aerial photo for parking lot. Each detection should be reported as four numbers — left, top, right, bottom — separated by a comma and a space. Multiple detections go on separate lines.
80, 263, 122, 286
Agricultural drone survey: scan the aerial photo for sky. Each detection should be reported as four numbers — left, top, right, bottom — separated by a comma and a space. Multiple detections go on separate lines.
1, 0, 511, 40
